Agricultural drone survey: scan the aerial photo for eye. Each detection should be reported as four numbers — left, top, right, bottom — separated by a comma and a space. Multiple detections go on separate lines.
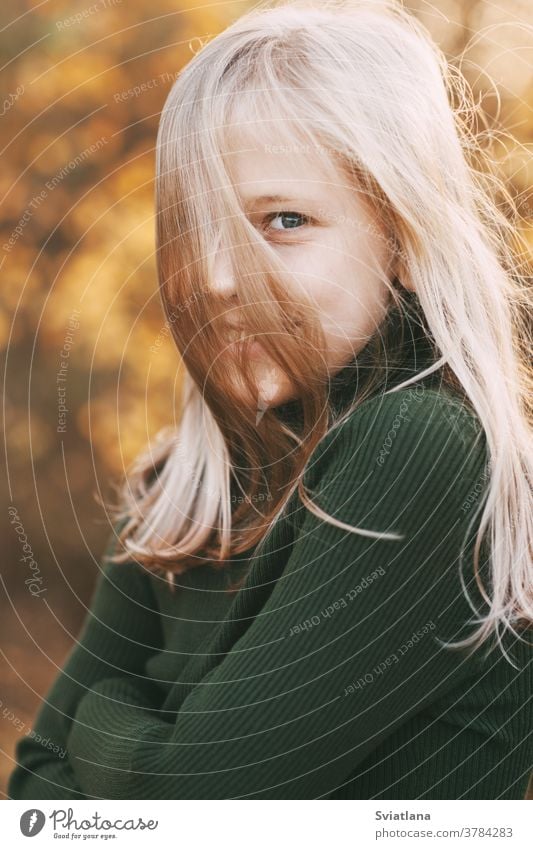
263, 211, 312, 232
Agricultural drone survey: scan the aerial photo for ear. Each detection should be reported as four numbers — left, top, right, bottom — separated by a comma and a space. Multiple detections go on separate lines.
389, 252, 415, 292
399, 275, 416, 292
383, 227, 415, 293
388, 272, 416, 297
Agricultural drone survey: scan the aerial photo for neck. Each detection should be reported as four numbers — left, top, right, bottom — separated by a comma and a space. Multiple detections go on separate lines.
274, 294, 438, 425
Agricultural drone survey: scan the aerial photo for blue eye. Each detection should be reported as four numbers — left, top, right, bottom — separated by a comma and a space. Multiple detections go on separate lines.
266, 211, 310, 231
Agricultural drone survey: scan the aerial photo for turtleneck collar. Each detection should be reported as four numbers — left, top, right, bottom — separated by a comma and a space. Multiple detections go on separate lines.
273, 293, 439, 425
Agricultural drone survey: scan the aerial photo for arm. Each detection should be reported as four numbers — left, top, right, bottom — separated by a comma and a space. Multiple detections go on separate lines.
67, 389, 491, 799
7, 520, 163, 799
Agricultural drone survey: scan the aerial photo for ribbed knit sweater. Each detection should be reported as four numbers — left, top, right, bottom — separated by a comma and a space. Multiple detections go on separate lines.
8, 305, 533, 800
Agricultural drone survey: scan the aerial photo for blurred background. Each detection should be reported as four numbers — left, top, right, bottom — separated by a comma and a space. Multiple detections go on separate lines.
1, 0, 532, 798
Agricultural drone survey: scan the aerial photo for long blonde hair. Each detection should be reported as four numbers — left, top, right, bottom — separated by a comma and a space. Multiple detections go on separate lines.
103, 0, 533, 661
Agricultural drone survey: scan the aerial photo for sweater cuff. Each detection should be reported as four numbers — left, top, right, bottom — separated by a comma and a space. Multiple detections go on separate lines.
67, 678, 157, 799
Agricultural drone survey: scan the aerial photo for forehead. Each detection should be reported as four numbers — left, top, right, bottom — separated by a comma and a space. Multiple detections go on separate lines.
222, 125, 347, 206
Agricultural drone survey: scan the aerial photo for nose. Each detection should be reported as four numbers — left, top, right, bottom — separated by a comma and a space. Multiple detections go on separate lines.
210, 245, 237, 297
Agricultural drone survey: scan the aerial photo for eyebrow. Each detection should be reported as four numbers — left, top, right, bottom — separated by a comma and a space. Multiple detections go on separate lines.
242, 194, 307, 210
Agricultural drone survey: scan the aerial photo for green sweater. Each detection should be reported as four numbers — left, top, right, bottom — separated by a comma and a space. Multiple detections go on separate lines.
8, 311, 533, 800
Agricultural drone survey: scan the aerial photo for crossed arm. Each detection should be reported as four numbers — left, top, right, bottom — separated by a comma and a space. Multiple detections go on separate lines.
63, 390, 490, 799
7, 522, 164, 800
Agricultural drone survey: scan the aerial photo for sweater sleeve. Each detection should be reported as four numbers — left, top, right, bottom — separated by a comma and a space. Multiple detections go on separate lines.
67, 388, 493, 799
7, 522, 164, 800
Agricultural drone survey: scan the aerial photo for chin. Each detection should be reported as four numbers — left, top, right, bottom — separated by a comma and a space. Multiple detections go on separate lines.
257, 366, 296, 408
232, 356, 297, 412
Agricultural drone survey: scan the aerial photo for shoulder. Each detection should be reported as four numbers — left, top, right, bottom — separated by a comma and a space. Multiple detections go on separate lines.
357, 384, 484, 462
94, 515, 150, 595
308, 384, 485, 467
311, 383, 485, 468
303, 384, 489, 527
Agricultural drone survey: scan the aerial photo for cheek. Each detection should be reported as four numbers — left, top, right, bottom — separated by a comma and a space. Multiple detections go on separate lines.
280, 245, 349, 316
275, 240, 389, 350
316, 276, 390, 358
279, 248, 329, 301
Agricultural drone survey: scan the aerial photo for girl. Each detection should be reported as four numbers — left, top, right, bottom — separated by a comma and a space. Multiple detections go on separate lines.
9, 0, 533, 800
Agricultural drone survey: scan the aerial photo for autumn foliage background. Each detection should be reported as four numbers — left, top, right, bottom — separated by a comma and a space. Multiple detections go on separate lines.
1, 0, 532, 798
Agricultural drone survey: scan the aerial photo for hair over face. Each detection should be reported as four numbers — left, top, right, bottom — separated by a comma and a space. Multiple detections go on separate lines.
102, 0, 533, 662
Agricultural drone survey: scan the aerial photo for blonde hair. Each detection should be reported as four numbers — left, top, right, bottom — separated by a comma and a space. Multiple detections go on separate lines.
103, 0, 533, 663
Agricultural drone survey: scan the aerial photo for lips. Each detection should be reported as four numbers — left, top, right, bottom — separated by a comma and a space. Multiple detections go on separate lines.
226, 325, 248, 344
225, 327, 264, 359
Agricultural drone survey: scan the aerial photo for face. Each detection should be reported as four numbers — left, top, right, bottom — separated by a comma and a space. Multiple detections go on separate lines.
211, 129, 398, 410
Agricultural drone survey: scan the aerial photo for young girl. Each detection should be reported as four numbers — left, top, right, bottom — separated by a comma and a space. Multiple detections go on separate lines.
9, 0, 532, 800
